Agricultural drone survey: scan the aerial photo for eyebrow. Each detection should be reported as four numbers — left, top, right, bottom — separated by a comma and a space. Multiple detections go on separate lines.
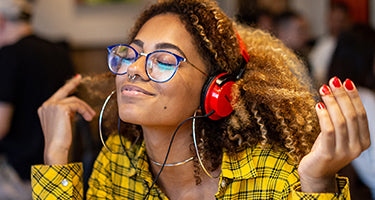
132, 39, 187, 58
155, 43, 187, 58
132, 39, 144, 48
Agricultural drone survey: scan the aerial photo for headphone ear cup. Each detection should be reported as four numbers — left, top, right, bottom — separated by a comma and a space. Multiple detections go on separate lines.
201, 75, 217, 115
201, 73, 235, 120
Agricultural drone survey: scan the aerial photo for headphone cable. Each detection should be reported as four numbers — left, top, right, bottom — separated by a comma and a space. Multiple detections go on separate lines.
143, 110, 214, 200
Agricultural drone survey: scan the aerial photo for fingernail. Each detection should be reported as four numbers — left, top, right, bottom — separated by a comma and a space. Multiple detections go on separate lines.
332, 77, 341, 88
317, 102, 325, 110
344, 79, 354, 91
75, 74, 81, 78
321, 85, 331, 95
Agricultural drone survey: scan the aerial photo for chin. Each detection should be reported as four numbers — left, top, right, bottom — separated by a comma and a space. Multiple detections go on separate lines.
117, 103, 139, 122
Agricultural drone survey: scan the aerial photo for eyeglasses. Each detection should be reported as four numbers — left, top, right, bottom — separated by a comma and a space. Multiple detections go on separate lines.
107, 44, 207, 83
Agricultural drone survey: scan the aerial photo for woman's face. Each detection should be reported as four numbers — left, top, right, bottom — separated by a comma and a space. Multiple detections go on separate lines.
116, 13, 207, 128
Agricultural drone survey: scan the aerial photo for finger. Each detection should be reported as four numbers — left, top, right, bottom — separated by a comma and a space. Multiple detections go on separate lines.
62, 96, 97, 117
343, 79, 370, 151
328, 77, 360, 154
315, 102, 336, 157
37, 106, 48, 135
60, 97, 96, 121
49, 74, 81, 101
319, 83, 348, 152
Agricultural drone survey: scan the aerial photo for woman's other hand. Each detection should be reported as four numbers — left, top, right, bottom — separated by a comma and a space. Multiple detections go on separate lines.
37, 74, 96, 165
298, 77, 371, 193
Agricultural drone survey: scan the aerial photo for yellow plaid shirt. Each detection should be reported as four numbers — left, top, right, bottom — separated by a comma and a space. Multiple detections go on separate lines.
31, 134, 350, 199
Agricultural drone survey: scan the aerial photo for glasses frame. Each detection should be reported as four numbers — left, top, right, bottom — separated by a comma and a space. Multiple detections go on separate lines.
107, 44, 207, 83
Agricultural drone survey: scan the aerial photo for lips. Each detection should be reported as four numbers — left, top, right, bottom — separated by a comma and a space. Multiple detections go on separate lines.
121, 85, 155, 96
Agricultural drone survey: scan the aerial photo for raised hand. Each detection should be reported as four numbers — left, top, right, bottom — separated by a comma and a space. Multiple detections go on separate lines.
37, 74, 96, 165
298, 77, 371, 193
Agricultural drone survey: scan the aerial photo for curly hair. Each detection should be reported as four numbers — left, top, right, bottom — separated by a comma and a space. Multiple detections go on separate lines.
79, 0, 320, 180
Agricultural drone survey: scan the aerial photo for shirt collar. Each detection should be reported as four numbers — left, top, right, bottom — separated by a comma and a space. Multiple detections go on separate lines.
121, 137, 258, 181
221, 147, 257, 180
123, 140, 157, 184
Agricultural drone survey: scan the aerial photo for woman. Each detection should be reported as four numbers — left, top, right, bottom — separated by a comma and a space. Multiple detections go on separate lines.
32, 0, 370, 199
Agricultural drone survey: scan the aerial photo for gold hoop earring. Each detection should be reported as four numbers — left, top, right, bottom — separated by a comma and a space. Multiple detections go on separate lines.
99, 90, 140, 152
99, 90, 140, 171
99, 90, 116, 153
192, 110, 220, 179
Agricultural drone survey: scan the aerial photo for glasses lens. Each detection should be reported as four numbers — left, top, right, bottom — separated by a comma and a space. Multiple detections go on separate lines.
108, 45, 136, 74
147, 52, 178, 82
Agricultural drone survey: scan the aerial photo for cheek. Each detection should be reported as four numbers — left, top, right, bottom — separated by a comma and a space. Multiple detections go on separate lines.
159, 80, 203, 114
115, 75, 123, 91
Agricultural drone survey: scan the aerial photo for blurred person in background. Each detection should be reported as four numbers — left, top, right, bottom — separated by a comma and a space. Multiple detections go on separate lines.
328, 24, 375, 199
0, 0, 74, 198
274, 11, 312, 73
309, 1, 352, 87
236, 8, 274, 33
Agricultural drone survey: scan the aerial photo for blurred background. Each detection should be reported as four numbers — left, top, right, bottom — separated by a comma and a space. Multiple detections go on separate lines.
29, 0, 372, 75
24, 0, 368, 75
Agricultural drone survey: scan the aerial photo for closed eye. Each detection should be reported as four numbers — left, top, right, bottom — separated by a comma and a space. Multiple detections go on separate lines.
156, 61, 175, 71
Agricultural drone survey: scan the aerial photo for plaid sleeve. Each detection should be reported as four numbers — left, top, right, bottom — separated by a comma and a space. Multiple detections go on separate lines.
31, 163, 83, 200
290, 176, 350, 199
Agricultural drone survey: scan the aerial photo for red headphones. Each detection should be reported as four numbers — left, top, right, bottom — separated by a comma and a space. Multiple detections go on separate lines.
200, 33, 250, 120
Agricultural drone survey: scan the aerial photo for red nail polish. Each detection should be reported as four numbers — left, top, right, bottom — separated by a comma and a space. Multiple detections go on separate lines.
332, 77, 341, 88
321, 85, 331, 95
75, 74, 81, 78
344, 79, 354, 91
318, 102, 325, 110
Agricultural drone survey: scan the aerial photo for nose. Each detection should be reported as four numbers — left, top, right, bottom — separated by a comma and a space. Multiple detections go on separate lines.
125, 55, 149, 81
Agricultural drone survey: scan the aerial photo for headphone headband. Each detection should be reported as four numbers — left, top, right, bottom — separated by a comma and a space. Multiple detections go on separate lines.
236, 32, 250, 64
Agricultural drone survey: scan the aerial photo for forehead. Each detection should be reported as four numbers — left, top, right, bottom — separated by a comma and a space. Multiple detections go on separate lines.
134, 13, 194, 50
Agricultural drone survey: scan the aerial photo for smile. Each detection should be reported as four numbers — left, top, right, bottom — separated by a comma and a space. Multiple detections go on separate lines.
120, 85, 155, 96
